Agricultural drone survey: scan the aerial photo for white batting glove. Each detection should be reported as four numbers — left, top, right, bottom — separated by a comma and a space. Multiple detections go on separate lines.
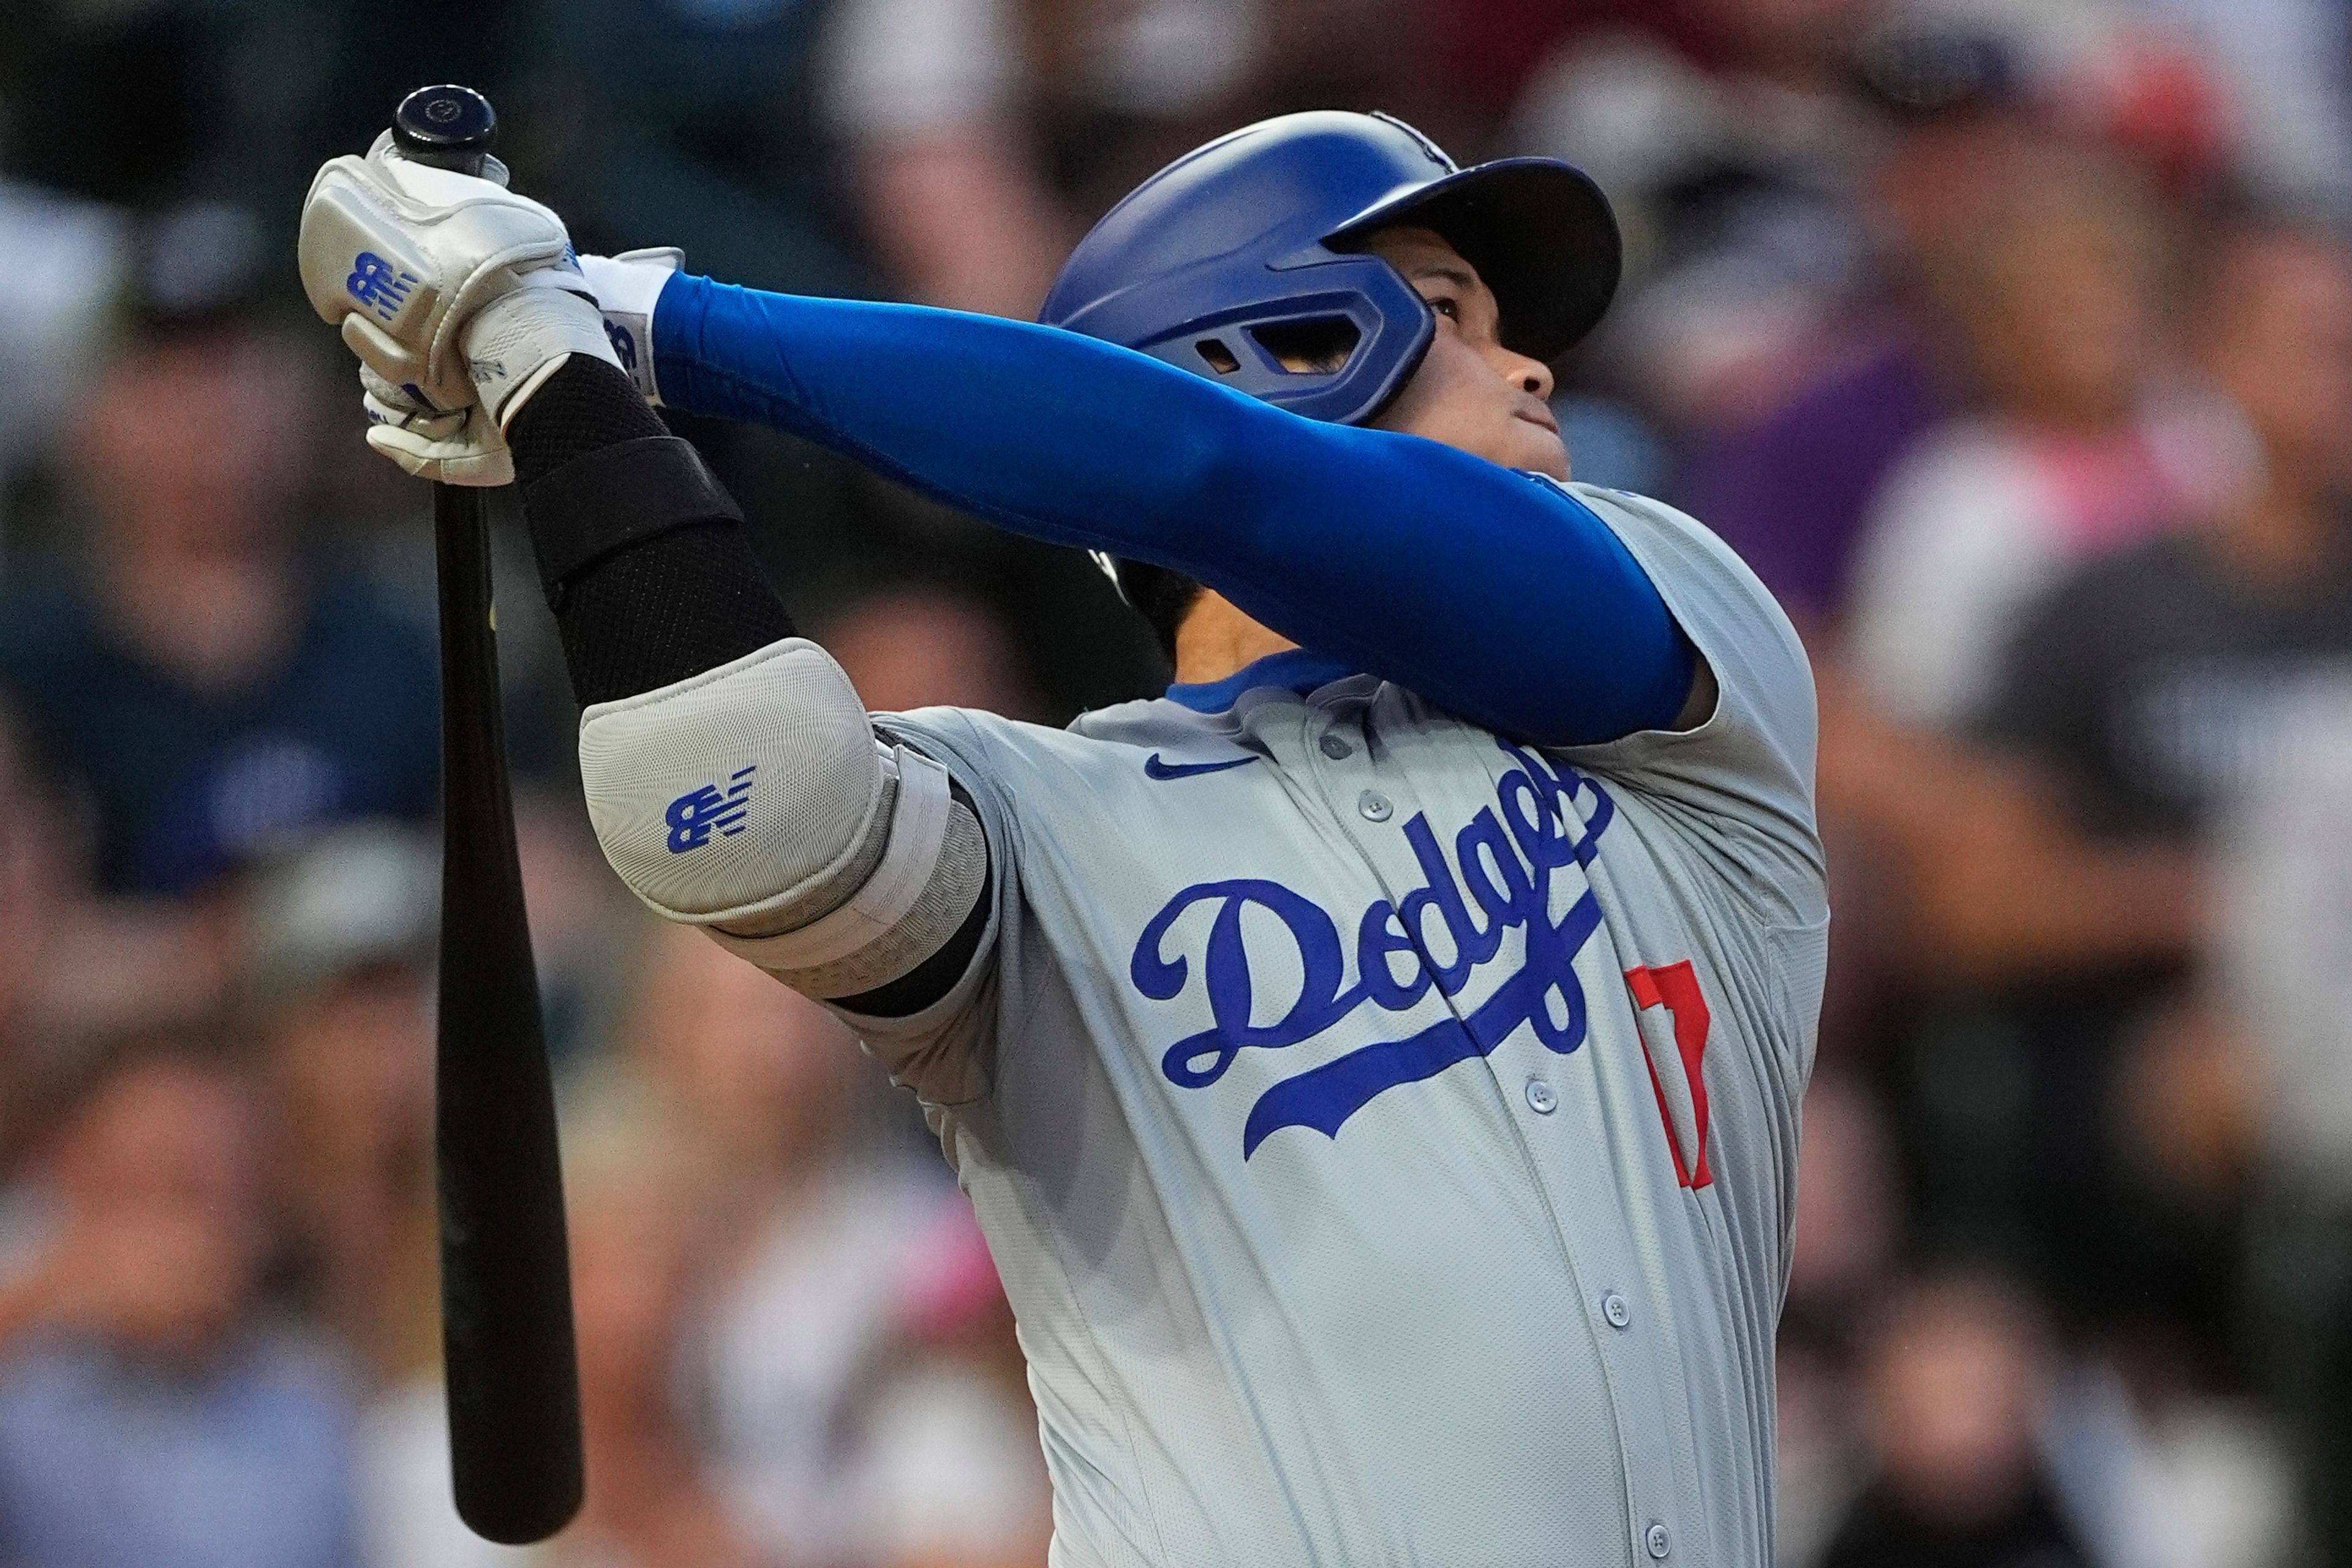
459, 265, 620, 428
361, 364, 513, 487
298, 134, 619, 437
576, 247, 684, 404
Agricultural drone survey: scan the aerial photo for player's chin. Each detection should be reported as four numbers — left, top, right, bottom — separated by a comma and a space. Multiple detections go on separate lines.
1507, 415, 1572, 480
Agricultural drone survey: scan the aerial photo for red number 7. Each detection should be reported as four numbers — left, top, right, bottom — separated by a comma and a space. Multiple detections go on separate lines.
1625, 961, 1713, 1189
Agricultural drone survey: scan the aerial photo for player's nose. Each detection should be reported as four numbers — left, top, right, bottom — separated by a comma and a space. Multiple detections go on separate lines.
1499, 349, 1554, 403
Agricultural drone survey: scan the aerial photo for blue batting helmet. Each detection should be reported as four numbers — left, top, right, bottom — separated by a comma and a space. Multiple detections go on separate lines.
1041, 110, 1621, 428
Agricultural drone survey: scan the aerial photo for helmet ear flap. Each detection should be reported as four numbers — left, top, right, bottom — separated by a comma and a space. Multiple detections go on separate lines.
1112, 255, 1434, 426
1042, 111, 1616, 424
1247, 317, 1362, 376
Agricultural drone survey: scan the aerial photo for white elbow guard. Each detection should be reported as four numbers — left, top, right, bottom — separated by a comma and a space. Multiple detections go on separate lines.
578, 638, 982, 993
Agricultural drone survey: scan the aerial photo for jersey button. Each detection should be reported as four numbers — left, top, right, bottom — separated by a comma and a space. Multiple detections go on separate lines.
1602, 1292, 1632, 1329
1357, 790, 1392, 822
1523, 1079, 1557, 1115
1645, 1522, 1672, 1559
1319, 733, 1353, 760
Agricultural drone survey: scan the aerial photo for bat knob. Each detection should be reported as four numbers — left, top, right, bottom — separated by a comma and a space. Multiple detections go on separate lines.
393, 85, 498, 178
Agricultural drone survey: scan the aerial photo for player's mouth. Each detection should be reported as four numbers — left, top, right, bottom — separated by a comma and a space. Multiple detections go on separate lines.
1515, 406, 1560, 436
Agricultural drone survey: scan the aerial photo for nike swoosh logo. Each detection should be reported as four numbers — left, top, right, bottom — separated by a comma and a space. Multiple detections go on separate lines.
1144, 752, 1259, 781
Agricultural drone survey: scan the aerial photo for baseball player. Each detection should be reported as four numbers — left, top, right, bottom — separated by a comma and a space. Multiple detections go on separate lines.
300, 111, 1825, 1566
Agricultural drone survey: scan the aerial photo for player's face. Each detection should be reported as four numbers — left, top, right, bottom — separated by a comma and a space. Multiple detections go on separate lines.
1364, 228, 1569, 480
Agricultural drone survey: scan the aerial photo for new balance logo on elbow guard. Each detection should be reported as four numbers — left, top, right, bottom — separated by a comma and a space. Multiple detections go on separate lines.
665, 766, 756, 853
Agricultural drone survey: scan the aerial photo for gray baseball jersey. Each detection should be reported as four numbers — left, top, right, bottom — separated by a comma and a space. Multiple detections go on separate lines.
842, 482, 1826, 1567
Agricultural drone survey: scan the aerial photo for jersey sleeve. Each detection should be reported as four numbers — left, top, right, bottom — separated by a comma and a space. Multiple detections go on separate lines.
821, 706, 1027, 1110
1551, 483, 1825, 929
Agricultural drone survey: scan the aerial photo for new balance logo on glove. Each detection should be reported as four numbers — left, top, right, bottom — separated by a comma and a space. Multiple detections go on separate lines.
604, 320, 637, 371
665, 766, 756, 852
347, 252, 418, 322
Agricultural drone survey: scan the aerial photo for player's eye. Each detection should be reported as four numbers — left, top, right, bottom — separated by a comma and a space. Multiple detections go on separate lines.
1428, 296, 1461, 320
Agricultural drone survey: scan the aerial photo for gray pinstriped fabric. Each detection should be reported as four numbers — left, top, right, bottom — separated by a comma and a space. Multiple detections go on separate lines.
843, 484, 1826, 1567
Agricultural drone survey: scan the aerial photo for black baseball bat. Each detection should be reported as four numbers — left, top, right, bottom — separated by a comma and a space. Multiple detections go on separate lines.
393, 83, 584, 1547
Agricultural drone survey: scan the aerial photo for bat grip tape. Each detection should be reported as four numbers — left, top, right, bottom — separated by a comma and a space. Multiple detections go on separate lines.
521, 435, 744, 589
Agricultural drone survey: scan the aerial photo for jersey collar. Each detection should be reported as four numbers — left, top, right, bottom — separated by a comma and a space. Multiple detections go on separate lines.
1164, 649, 1360, 714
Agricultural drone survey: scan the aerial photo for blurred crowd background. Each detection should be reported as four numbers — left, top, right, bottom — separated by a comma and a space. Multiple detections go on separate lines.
1, 0, 2350, 1564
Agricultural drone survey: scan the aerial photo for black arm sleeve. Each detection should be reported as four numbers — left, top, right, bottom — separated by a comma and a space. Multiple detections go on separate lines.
508, 355, 987, 1016
509, 356, 795, 706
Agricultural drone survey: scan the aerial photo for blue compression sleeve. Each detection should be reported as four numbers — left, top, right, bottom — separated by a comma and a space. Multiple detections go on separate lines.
654, 273, 1693, 745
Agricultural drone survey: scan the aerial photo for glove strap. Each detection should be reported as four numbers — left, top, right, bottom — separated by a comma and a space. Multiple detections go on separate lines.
522, 435, 744, 589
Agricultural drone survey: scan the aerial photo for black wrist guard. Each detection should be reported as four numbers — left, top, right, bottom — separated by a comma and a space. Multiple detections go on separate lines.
521, 434, 744, 592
